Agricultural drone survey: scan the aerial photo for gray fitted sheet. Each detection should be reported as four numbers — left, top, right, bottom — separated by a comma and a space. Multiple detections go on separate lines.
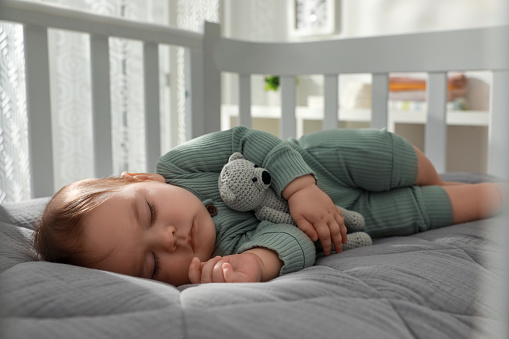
0, 173, 504, 338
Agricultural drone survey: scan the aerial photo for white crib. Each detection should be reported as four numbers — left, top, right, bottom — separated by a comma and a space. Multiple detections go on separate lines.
1, 0, 508, 199
1, 2, 509, 338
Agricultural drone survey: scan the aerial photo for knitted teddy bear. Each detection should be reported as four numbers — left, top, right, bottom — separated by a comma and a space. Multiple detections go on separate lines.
218, 152, 372, 252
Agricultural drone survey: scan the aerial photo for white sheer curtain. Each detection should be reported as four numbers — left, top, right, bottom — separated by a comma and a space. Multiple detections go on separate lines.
0, 22, 30, 202
0, 0, 219, 203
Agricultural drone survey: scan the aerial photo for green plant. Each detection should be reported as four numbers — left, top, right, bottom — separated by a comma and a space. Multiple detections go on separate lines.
264, 75, 280, 91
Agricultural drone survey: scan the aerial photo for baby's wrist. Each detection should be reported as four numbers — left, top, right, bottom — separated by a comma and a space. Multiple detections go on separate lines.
282, 175, 316, 200
245, 248, 283, 282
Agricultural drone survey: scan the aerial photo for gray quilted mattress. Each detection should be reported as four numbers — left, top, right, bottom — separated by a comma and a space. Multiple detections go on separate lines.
0, 173, 504, 338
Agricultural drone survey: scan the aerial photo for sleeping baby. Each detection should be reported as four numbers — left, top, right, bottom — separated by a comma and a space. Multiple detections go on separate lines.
34, 127, 503, 286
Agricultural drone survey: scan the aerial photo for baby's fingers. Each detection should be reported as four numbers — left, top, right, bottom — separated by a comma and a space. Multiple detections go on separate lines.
222, 262, 239, 283
200, 256, 223, 283
328, 220, 343, 254
315, 221, 333, 255
211, 258, 228, 283
336, 206, 347, 244
188, 257, 202, 284
223, 262, 251, 283
295, 219, 318, 242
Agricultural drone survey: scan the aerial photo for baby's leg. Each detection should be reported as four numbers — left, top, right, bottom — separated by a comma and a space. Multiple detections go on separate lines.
413, 145, 504, 223
413, 146, 449, 186
442, 183, 504, 224
353, 181, 504, 238
413, 145, 461, 186
298, 129, 419, 192
352, 185, 454, 238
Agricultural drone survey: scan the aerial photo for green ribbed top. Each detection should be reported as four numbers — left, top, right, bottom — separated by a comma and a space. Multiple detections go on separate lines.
156, 126, 453, 275
156, 127, 317, 275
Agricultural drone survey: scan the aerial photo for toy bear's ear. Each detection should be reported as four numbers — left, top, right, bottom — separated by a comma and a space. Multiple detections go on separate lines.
229, 152, 245, 162
219, 185, 236, 204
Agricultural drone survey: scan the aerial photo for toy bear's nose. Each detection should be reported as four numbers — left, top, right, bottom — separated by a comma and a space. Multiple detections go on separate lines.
262, 171, 271, 185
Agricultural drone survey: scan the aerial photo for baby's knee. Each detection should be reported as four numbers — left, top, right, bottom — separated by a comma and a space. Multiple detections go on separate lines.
413, 146, 444, 186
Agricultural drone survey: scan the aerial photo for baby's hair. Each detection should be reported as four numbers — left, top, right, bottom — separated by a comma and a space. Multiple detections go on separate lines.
34, 176, 138, 266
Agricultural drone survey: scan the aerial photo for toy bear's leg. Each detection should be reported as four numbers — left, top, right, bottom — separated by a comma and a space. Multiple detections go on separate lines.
342, 232, 372, 251
338, 206, 365, 233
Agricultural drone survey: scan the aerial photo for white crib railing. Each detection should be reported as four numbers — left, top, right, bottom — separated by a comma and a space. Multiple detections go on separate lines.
1, 0, 509, 198
0, 0, 206, 198
207, 22, 509, 178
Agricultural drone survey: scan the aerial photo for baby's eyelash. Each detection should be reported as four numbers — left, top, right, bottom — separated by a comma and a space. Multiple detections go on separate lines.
148, 202, 157, 224
152, 252, 160, 279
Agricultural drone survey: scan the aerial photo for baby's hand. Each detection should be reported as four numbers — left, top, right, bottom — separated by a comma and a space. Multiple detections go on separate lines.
188, 253, 263, 284
284, 176, 347, 255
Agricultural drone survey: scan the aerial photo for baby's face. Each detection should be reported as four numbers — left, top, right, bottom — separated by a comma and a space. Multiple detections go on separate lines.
81, 180, 216, 286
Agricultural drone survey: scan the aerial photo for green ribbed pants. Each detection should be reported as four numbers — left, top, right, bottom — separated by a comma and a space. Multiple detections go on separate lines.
289, 129, 454, 238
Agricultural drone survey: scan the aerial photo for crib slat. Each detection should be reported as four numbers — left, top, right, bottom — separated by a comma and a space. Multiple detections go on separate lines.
238, 74, 252, 128
323, 75, 339, 129
281, 76, 297, 139
90, 34, 113, 177
201, 22, 221, 137
184, 48, 204, 140
24, 25, 54, 198
371, 73, 389, 129
143, 42, 161, 172
425, 72, 447, 173
488, 71, 509, 179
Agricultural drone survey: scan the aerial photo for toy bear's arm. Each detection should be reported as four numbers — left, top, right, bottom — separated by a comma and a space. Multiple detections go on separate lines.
254, 188, 296, 225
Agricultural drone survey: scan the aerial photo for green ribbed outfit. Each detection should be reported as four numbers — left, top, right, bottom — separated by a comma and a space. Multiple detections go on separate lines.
156, 126, 453, 276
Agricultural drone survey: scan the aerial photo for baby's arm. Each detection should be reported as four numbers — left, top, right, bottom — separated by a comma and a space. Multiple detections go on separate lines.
188, 248, 283, 284
283, 175, 347, 255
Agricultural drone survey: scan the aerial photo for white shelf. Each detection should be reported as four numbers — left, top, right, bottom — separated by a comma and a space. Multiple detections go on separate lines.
388, 110, 490, 127
221, 104, 490, 135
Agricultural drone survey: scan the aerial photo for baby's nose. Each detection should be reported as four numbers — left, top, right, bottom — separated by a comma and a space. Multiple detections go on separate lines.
262, 171, 271, 185
161, 225, 177, 252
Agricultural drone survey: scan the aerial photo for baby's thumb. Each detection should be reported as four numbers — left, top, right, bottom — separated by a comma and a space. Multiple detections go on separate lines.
188, 257, 202, 284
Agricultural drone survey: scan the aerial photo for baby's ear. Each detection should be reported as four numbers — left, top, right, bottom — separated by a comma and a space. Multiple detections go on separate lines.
229, 152, 244, 162
121, 172, 165, 183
